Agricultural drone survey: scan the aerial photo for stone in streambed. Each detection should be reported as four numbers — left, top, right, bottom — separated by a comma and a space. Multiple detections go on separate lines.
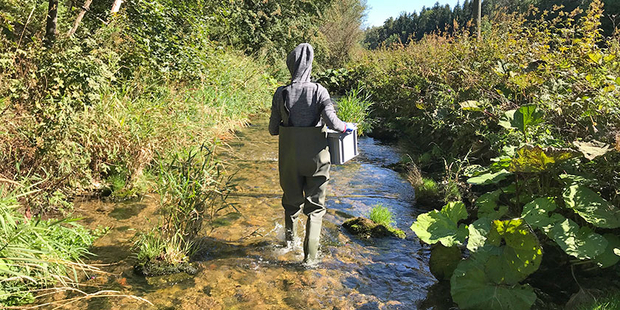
134, 260, 198, 277
342, 217, 405, 239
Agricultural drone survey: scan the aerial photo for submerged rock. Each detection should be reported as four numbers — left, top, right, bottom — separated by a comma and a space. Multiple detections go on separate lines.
146, 271, 195, 287
342, 217, 405, 239
134, 260, 198, 277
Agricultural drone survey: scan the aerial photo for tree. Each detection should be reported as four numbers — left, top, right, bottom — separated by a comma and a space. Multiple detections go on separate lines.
319, 0, 367, 68
45, 0, 58, 45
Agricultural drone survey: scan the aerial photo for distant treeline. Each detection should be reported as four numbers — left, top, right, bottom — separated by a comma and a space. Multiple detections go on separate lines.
364, 0, 620, 49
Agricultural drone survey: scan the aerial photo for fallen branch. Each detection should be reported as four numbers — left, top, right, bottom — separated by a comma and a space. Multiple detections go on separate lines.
67, 0, 94, 37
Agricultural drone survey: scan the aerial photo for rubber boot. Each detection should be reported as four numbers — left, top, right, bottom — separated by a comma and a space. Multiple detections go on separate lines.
284, 210, 299, 247
303, 211, 324, 264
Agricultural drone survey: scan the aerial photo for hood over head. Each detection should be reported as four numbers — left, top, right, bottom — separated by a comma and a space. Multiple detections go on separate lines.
286, 43, 313, 83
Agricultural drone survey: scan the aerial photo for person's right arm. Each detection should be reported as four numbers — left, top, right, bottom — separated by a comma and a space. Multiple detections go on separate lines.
269, 88, 283, 136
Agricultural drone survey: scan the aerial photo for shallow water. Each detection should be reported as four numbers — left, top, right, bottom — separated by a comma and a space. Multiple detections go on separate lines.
66, 115, 442, 309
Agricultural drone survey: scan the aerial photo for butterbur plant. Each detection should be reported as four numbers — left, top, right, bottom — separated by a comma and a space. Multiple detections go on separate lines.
411, 104, 620, 309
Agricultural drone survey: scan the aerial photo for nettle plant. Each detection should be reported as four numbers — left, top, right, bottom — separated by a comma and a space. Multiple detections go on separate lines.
411, 105, 620, 310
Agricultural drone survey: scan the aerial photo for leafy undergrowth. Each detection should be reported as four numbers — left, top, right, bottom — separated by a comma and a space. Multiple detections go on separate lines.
577, 292, 620, 310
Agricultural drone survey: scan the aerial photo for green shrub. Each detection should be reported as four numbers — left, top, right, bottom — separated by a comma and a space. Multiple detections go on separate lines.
315, 68, 356, 95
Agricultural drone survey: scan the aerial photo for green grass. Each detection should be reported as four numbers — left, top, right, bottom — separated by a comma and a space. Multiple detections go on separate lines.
368, 205, 406, 239
369, 204, 395, 227
336, 86, 373, 135
107, 172, 127, 193
578, 293, 620, 310
0, 186, 98, 307
416, 178, 440, 200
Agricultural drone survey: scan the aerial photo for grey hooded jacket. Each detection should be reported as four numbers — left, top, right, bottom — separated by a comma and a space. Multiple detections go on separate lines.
268, 43, 346, 135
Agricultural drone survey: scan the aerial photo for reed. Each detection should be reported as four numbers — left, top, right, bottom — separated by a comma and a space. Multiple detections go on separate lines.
133, 144, 234, 275
336, 86, 373, 135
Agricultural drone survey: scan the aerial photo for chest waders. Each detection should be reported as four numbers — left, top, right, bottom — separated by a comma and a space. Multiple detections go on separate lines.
278, 89, 331, 263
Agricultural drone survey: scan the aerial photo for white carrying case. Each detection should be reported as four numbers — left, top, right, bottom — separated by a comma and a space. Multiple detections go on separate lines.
327, 128, 358, 165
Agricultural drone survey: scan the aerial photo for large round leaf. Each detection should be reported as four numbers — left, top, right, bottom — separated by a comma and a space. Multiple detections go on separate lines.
593, 234, 620, 268
563, 185, 620, 229
442, 201, 468, 223
451, 254, 537, 310
467, 169, 511, 185
411, 202, 468, 247
521, 197, 557, 229
498, 105, 544, 135
486, 219, 543, 284
510, 145, 577, 173
476, 190, 508, 220
547, 218, 608, 260
467, 218, 492, 252
429, 244, 462, 281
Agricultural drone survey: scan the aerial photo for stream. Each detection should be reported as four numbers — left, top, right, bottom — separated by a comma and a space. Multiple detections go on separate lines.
68, 115, 445, 310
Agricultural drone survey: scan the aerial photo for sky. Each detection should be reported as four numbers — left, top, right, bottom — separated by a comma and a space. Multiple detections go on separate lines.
364, 0, 461, 28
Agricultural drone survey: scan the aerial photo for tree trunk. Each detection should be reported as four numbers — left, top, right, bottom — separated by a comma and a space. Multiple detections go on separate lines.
67, 0, 93, 37
45, 0, 58, 46
477, 0, 482, 41
111, 0, 123, 13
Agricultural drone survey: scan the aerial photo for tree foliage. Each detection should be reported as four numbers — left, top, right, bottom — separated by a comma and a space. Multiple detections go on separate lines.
363, 0, 620, 49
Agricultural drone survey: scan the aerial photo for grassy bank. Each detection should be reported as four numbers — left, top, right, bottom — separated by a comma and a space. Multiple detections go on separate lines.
1, 15, 273, 308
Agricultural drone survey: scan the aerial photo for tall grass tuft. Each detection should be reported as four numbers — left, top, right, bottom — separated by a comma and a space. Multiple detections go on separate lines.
368, 204, 406, 239
0, 185, 98, 307
369, 204, 395, 227
336, 86, 373, 135
133, 144, 233, 275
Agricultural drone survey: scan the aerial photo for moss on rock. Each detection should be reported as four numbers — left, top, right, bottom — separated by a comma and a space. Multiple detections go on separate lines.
134, 260, 198, 277
342, 217, 405, 239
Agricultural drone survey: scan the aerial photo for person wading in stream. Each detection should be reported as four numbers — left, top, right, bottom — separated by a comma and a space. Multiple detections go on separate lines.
269, 43, 353, 264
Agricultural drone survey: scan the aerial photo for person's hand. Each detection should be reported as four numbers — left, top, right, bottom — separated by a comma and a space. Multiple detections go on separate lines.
345, 123, 357, 133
